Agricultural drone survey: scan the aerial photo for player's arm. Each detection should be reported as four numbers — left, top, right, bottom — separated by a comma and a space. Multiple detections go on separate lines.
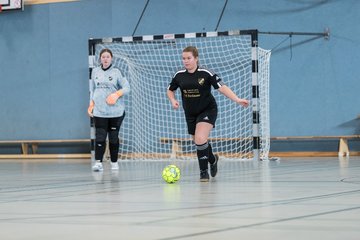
107, 70, 130, 105
218, 85, 249, 107
167, 75, 180, 109
88, 100, 94, 117
167, 89, 179, 109
107, 88, 126, 104
208, 72, 249, 107
88, 71, 96, 116
116, 72, 131, 97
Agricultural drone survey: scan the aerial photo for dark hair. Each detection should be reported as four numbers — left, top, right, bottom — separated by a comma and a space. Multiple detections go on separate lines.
99, 48, 113, 58
183, 46, 198, 58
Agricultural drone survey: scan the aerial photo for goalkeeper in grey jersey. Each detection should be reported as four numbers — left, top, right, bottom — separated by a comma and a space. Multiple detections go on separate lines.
167, 46, 249, 182
88, 48, 130, 172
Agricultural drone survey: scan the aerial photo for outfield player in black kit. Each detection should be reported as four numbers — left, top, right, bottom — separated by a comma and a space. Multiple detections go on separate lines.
167, 46, 249, 182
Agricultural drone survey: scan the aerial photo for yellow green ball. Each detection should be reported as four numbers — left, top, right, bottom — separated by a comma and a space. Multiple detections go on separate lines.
162, 165, 181, 183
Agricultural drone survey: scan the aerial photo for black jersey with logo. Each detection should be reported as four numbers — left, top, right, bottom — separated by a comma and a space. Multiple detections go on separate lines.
168, 67, 223, 115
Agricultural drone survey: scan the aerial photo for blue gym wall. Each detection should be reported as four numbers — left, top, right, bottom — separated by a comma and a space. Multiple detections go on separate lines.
0, 0, 359, 152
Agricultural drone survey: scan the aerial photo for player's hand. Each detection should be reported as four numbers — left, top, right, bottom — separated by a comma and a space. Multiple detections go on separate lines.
106, 93, 119, 105
171, 100, 180, 109
237, 98, 249, 107
87, 104, 94, 117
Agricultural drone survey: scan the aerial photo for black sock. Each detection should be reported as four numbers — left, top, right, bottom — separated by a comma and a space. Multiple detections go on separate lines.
208, 143, 215, 164
196, 142, 209, 171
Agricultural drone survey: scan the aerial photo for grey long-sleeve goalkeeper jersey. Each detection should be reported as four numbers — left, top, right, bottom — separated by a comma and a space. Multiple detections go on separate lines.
90, 65, 130, 118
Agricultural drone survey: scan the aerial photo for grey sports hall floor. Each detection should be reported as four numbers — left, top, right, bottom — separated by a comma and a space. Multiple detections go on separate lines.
0, 157, 359, 240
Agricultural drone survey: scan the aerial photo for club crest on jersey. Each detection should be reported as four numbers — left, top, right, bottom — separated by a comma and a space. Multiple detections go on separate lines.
198, 78, 205, 85
109, 76, 113, 81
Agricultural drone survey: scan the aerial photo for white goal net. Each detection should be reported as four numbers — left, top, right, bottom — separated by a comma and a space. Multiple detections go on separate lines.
89, 30, 271, 161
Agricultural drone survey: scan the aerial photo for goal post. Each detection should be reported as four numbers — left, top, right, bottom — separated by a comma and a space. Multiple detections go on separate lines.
88, 29, 271, 161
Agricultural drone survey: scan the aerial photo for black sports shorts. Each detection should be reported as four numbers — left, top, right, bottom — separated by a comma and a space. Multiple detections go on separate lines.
185, 107, 217, 135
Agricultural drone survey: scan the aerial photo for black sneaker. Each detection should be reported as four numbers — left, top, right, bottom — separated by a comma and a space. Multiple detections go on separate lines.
200, 170, 209, 182
210, 154, 219, 177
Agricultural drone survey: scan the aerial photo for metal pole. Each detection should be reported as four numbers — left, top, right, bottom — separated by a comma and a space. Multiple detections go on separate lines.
259, 28, 330, 40
132, 0, 150, 36
215, 0, 228, 31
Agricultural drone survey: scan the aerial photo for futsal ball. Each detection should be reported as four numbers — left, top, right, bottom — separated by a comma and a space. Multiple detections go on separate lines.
162, 165, 181, 184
